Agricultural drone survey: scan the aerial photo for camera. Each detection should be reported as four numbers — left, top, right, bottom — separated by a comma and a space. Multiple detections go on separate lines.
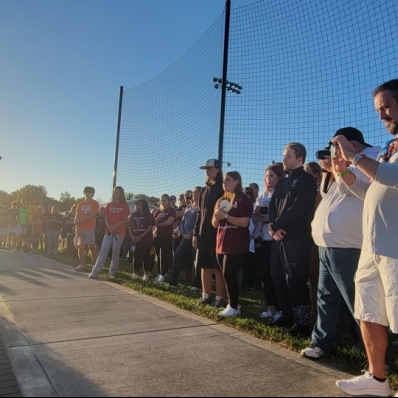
316, 141, 335, 160
260, 207, 269, 215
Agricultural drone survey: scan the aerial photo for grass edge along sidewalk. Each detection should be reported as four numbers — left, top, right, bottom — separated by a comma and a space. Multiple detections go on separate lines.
35, 251, 398, 391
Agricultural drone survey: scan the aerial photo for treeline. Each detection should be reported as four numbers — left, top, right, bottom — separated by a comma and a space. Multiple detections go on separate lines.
0, 185, 159, 212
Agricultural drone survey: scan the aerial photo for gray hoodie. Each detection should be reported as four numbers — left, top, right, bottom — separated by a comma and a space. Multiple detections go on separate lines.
349, 145, 398, 259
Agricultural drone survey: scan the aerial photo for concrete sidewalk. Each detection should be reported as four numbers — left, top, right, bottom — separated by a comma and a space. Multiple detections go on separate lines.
0, 250, 349, 397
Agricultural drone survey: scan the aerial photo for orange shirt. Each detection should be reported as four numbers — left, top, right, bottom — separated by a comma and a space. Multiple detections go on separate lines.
31, 214, 46, 234
105, 202, 130, 235
76, 200, 100, 231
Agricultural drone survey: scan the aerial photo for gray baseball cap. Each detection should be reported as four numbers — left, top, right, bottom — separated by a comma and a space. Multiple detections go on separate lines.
199, 159, 221, 169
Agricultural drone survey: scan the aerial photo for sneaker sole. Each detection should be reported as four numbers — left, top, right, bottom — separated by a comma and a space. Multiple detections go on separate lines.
336, 383, 391, 397
301, 352, 323, 360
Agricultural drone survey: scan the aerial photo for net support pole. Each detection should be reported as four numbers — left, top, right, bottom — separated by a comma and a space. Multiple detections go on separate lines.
113, 86, 124, 189
218, 0, 231, 167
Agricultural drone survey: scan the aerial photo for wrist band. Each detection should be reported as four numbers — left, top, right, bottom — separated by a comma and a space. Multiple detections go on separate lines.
338, 169, 350, 178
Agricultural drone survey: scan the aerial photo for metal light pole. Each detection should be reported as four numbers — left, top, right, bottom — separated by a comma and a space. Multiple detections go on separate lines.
218, 0, 231, 167
113, 86, 124, 189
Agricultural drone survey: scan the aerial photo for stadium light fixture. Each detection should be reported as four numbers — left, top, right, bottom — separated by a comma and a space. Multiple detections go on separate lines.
213, 77, 242, 94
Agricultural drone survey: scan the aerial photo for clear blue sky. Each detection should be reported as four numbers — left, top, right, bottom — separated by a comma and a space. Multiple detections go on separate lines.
0, 0, 254, 202
2, 0, 397, 203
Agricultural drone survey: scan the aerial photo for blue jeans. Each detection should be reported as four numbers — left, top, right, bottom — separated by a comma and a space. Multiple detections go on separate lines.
311, 247, 361, 353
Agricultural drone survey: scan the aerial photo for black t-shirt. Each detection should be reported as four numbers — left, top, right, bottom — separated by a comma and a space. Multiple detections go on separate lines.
46, 214, 64, 231
95, 215, 106, 236
63, 212, 76, 234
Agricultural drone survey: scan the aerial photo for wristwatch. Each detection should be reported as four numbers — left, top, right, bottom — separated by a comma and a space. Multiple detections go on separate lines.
352, 153, 366, 167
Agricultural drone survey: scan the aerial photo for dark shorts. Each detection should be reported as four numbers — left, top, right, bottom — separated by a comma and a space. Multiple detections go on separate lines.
26, 224, 33, 236
95, 234, 105, 246
196, 236, 219, 270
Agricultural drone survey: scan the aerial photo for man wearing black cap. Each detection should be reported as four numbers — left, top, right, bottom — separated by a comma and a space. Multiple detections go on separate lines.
301, 127, 380, 360
192, 159, 226, 306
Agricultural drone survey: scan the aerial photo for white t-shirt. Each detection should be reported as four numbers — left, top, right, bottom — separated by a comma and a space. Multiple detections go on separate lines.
312, 146, 380, 249
252, 191, 273, 242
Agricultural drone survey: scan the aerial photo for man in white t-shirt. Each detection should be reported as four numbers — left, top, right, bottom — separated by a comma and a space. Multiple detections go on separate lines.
301, 127, 380, 361
334, 80, 398, 397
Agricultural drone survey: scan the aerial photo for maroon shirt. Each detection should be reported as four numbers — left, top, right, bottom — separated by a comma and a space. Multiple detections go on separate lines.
130, 212, 155, 249
153, 207, 176, 237
216, 192, 253, 255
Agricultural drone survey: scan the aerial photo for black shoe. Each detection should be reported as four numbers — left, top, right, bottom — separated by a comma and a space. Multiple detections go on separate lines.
270, 316, 294, 328
284, 323, 310, 336
197, 297, 213, 306
211, 298, 226, 308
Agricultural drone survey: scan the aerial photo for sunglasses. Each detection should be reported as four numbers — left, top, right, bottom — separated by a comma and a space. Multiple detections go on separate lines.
381, 139, 398, 162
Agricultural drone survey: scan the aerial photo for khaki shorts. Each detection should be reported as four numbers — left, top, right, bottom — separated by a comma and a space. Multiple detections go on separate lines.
77, 230, 96, 246
355, 250, 398, 333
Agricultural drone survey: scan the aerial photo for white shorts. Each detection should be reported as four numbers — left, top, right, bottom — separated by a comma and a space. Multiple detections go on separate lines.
355, 250, 398, 333
16, 225, 26, 235
77, 230, 95, 246
0, 228, 9, 235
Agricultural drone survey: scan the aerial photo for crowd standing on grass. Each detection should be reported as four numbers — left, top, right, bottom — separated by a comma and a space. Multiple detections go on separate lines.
2, 78, 398, 396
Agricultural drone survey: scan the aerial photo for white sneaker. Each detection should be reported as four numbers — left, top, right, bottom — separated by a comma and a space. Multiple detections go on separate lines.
155, 275, 165, 284
75, 265, 85, 272
259, 310, 274, 319
273, 311, 283, 322
301, 345, 325, 360
88, 273, 98, 279
155, 274, 161, 282
131, 274, 139, 280
142, 275, 150, 282
218, 305, 241, 317
336, 372, 391, 397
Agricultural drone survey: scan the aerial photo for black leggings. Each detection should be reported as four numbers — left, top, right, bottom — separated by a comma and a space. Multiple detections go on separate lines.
133, 248, 151, 274
217, 253, 244, 310
154, 235, 173, 276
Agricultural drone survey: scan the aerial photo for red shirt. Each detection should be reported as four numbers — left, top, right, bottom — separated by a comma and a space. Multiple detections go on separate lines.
31, 214, 46, 234
105, 202, 130, 235
130, 212, 155, 249
216, 192, 253, 255
153, 207, 176, 237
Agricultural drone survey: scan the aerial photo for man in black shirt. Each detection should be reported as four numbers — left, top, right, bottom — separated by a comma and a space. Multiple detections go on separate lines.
269, 142, 317, 335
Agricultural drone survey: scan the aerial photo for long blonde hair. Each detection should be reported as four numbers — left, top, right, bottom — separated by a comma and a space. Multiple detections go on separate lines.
215, 171, 243, 210
159, 194, 171, 211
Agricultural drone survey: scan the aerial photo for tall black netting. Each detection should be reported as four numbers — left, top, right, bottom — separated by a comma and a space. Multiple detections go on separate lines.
224, 0, 398, 188
117, 0, 398, 197
116, 13, 225, 199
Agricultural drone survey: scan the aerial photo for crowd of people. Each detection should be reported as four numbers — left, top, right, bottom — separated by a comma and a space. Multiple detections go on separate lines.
2, 79, 398, 396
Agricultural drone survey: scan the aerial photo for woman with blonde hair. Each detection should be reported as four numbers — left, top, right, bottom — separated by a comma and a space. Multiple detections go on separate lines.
153, 194, 176, 283
89, 186, 130, 278
212, 171, 253, 317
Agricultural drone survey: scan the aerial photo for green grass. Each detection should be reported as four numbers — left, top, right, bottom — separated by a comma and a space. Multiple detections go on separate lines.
15, 247, 398, 390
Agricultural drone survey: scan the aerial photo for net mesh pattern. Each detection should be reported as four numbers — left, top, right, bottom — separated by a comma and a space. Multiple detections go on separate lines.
117, 0, 398, 197
117, 13, 225, 198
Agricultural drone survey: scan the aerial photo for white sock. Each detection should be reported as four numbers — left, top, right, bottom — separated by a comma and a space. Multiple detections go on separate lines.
202, 293, 209, 299
215, 295, 223, 301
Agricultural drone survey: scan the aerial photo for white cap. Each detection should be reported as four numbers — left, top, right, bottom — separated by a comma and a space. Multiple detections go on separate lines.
199, 159, 221, 169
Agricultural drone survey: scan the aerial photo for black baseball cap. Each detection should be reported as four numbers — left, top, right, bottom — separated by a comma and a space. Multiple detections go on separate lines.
334, 127, 372, 148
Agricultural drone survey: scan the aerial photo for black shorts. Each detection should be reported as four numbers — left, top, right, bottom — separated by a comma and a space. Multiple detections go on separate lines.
196, 236, 219, 270
95, 234, 105, 246
26, 224, 33, 236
